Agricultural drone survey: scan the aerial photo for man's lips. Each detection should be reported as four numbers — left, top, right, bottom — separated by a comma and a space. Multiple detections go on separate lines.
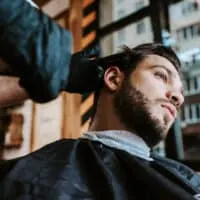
161, 104, 176, 118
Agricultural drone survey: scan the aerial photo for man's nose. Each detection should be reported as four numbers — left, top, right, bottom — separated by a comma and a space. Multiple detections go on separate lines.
166, 90, 184, 108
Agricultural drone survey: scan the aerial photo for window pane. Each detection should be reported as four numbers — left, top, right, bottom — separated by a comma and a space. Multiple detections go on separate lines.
99, 0, 149, 27
100, 17, 153, 56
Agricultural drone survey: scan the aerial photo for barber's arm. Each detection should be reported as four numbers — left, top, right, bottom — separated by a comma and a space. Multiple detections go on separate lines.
0, 0, 72, 103
0, 0, 102, 104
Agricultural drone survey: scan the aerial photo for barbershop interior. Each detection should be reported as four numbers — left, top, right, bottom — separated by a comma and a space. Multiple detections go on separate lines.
1, 0, 200, 174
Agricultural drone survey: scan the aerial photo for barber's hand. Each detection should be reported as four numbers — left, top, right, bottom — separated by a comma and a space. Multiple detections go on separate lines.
66, 46, 104, 93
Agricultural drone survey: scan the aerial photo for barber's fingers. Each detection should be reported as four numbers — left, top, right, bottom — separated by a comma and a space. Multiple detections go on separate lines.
0, 58, 14, 75
0, 76, 28, 108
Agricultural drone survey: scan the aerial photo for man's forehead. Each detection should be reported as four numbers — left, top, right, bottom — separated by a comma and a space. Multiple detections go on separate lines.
136, 54, 184, 89
140, 54, 180, 76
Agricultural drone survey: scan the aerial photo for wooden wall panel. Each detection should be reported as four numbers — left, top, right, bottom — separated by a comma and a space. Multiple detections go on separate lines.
32, 97, 63, 151
62, 0, 82, 139
80, 0, 98, 133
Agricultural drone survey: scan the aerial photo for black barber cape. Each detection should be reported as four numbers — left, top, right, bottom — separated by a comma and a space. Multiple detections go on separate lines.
0, 139, 200, 200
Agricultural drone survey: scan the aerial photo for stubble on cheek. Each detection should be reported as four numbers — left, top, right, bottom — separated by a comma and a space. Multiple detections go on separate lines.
152, 104, 171, 127
113, 77, 175, 146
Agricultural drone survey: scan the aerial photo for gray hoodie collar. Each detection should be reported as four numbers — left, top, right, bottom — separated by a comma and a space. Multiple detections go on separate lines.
82, 130, 153, 161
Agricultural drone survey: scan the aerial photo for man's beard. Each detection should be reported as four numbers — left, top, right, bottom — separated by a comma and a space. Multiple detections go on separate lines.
113, 79, 170, 147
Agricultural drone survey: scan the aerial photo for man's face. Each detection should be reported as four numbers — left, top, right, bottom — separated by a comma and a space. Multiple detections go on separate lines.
113, 54, 184, 147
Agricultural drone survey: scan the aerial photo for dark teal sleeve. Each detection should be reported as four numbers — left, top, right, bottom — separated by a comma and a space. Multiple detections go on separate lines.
0, 0, 72, 102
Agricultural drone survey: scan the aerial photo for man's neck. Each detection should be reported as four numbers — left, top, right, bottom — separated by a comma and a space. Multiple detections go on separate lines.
89, 111, 132, 133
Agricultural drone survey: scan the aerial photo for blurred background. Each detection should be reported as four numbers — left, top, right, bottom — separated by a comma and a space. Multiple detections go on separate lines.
1, 0, 200, 171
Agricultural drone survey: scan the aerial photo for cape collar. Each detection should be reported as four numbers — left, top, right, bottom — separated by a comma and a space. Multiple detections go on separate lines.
82, 130, 153, 161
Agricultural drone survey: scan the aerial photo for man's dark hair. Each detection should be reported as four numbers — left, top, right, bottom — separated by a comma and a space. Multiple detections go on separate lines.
97, 43, 181, 76
90, 43, 181, 122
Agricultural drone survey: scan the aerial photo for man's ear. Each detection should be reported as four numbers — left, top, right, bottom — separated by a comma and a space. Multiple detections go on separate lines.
103, 66, 124, 92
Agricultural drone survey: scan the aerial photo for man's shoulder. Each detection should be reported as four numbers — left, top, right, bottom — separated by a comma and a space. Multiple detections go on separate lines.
0, 138, 117, 193
8, 138, 101, 162
31, 138, 108, 159
0, 158, 19, 180
152, 153, 196, 176
152, 153, 200, 191
0, 138, 109, 173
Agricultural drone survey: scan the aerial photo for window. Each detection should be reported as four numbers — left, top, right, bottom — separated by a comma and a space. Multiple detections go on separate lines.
182, 3, 186, 14
116, 0, 124, 4
193, 24, 198, 36
189, 105, 193, 119
183, 27, 187, 39
177, 23, 200, 41
181, 108, 185, 121
193, 1, 199, 10
189, 24, 200, 38
135, 0, 144, 11
117, 29, 125, 42
182, 1, 199, 15
190, 25, 195, 37
117, 9, 126, 20
198, 24, 200, 35
196, 104, 200, 119
177, 30, 182, 41
136, 20, 145, 34
194, 76, 198, 90
186, 78, 190, 91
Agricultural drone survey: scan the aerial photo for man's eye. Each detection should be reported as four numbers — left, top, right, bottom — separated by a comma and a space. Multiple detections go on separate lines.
154, 72, 168, 82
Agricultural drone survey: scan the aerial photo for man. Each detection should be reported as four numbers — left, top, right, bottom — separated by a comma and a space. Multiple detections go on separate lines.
1, 43, 200, 200
89, 44, 184, 148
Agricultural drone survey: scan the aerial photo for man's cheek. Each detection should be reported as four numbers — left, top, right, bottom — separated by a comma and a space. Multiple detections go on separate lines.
149, 104, 163, 119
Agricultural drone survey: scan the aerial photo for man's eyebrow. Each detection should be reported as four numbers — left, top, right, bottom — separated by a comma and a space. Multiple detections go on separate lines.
150, 65, 173, 77
151, 65, 184, 96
